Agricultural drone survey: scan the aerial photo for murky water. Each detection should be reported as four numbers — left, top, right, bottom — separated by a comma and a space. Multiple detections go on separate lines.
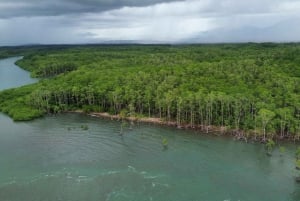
0, 56, 37, 91
0, 114, 299, 201
0, 57, 300, 201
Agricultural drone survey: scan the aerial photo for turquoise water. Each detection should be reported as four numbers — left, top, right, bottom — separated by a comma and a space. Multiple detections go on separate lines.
0, 57, 300, 201
0, 114, 299, 201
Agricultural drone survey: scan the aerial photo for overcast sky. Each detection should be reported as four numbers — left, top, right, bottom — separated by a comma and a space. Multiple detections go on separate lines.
0, 0, 300, 45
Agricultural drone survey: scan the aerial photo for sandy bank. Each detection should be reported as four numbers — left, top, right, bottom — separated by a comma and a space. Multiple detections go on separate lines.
82, 111, 233, 136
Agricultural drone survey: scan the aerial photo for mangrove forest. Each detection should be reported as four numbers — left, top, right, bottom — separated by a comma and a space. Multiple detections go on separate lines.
0, 43, 299, 141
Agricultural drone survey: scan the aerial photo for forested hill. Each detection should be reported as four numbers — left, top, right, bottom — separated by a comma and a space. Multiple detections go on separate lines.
0, 44, 299, 140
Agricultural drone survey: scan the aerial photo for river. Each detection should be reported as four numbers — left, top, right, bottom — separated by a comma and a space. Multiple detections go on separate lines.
0, 57, 300, 201
0, 57, 37, 90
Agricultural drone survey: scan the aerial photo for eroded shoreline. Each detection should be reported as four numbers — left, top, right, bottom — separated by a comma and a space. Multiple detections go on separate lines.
69, 111, 256, 141
66, 110, 300, 143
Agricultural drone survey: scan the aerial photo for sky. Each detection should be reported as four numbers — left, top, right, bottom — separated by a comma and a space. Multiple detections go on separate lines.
0, 0, 300, 45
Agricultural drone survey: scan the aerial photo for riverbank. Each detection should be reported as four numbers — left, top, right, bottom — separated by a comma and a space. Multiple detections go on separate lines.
69, 110, 250, 140
68, 110, 300, 143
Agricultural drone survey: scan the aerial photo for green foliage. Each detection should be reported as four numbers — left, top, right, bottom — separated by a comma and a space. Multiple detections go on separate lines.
296, 160, 300, 170
0, 44, 299, 140
258, 109, 276, 140
120, 120, 128, 134
80, 125, 89, 130
296, 147, 300, 160
279, 146, 286, 155
265, 139, 275, 154
162, 138, 168, 147
0, 85, 44, 121
295, 148, 300, 173
82, 105, 102, 113
258, 109, 276, 124
119, 109, 129, 119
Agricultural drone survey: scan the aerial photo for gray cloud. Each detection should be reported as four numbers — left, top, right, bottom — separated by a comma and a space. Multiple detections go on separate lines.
0, 0, 300, 45
0, 0, 182, 18
188, 18, 300, 43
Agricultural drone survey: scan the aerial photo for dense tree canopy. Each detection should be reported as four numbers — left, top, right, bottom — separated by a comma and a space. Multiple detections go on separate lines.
0, 44, 299, 140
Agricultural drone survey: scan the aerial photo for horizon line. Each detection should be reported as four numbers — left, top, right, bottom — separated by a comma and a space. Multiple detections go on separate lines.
1, 41, 300, 48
